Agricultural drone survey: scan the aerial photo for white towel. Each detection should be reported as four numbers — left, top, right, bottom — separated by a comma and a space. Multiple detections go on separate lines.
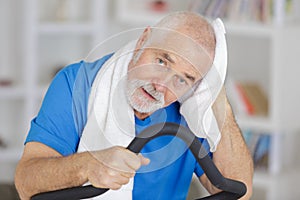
180, 18, 227, 152
77, 41, 137, 200
76, 18, 227, 199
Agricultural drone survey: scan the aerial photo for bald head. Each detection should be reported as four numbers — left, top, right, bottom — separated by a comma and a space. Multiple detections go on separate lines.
153, 11, 216, 59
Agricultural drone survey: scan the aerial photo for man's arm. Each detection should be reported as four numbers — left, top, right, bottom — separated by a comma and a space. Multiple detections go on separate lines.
15, 142, 149, 200
15, 142, 87, 200
199, 88, 254, 199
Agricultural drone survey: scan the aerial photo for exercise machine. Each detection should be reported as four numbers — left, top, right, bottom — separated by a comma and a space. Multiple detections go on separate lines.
31, 122, 247, 200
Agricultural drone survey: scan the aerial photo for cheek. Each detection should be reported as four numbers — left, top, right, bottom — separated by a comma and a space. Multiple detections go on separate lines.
164, 90, 178, 106
128, 58, 156, 80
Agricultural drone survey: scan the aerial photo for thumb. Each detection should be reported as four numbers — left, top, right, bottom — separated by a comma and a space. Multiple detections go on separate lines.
138, 153, 150, 166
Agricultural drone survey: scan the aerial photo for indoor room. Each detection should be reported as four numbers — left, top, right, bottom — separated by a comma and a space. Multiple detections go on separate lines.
1, 0, 300, 199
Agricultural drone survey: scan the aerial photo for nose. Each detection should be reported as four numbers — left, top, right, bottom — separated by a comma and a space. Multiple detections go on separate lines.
153, 82, 167, 93
152, 78, 168, 93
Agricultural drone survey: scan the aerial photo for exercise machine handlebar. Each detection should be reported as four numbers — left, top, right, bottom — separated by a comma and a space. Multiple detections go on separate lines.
31, 122, 247, 200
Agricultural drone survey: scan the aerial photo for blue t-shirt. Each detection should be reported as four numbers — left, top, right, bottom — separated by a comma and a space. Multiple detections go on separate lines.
25, 54, 212, 199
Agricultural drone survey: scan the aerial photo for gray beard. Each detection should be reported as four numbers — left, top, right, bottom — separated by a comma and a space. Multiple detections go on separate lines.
126, 79, 165, 113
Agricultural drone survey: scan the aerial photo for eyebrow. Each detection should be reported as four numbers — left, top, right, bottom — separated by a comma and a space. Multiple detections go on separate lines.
184, 73, 196, 82
162, 52, 175, 64
162, 52, 196, 83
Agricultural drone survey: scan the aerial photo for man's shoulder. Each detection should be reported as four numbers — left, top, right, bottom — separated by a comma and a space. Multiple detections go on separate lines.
56, 53, 114, 89
61, 53, 113, 75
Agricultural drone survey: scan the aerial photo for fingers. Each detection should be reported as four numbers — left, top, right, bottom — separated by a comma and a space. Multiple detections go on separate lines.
106, 170, 132, 190
138, 153, 150, 166
92, 170, 130, 190
123, 151, 150, 172
87, 146, 150, 190
105, 174, 132, 190
88, 161, 132, 189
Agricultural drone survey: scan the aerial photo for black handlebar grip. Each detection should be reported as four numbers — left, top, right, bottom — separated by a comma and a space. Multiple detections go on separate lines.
31, 123, 246, 200
31, 186, 108, 200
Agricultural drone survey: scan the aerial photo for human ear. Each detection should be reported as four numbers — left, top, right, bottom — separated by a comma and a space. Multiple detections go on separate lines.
135, 26, 151, 50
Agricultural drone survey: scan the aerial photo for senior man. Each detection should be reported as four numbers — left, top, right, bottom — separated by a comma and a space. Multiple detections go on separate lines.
15, 11, 253, 200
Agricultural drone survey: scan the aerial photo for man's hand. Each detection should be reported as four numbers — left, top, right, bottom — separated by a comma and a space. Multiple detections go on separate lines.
87, 146, 150, 190
15, 142, 150, 200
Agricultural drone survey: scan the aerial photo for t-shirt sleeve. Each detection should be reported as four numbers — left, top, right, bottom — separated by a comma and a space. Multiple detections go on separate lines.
25, 63, 82, 156
194, 138, 213, 177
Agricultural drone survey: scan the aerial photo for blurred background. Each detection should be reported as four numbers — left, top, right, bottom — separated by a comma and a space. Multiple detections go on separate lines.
1, 0, 300, 199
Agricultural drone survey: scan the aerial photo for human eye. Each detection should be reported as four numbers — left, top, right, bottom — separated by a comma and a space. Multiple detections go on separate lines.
156, 57, 167, 66
174, 75, 187, 86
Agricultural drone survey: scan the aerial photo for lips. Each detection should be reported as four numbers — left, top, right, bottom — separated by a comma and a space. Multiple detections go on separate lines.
141, 87, 157, 101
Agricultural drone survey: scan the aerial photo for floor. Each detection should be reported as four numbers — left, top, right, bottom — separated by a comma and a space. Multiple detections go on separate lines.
0, 184, 20, 200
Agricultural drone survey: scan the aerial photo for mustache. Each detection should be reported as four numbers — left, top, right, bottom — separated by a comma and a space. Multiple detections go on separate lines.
126, 79, 165, 113
128, 79, 164, 102
142, 82, 164, 101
